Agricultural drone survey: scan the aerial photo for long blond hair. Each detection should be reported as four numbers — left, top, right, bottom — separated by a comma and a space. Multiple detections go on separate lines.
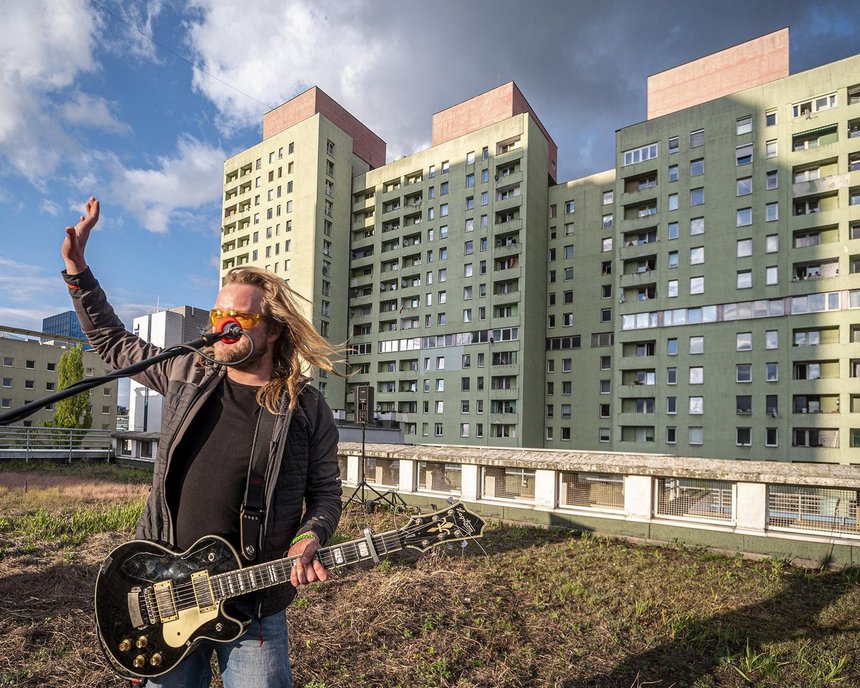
222, 266, 345, 413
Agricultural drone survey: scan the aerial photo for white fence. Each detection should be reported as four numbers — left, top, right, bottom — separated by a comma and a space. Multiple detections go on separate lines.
0, 426, 113, 461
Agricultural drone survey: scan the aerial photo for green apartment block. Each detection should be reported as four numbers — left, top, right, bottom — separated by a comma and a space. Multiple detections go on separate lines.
221, 29, 860, 464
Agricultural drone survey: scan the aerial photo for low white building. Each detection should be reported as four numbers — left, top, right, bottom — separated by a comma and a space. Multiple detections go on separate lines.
129, 306, 210, 432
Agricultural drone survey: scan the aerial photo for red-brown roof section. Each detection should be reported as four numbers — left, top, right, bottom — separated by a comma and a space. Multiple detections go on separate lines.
262, 87, 386, 168
647, 28, 790, 120
431, 82, 558, 182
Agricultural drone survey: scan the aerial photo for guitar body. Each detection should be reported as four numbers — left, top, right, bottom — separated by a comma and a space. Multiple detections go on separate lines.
94, 536, 248, 678
94, 502, 487, 680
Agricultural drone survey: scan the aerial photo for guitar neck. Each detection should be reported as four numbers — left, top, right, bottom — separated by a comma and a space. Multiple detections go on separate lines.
209, 528, 404, 602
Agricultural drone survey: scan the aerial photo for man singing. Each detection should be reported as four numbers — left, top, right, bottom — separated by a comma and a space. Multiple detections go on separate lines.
63, 197, 342, 688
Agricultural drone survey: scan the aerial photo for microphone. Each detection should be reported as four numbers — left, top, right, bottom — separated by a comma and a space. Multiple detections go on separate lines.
197, 318, 245, 346
214, 317, 244, 344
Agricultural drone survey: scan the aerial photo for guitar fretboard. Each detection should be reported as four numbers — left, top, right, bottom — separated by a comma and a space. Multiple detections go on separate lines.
209, 529, 404, 602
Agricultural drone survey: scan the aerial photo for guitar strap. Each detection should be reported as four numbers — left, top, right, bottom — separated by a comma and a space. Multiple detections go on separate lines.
239, 406, 278, 562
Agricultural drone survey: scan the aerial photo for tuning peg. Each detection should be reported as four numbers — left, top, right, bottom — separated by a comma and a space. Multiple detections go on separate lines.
446, 497, 457, 505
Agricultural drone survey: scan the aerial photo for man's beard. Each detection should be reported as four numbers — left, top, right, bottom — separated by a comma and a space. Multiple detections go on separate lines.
213, 335, 267, 368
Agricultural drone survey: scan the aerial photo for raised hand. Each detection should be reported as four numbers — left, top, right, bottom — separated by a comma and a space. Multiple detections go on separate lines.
62, 196, 100, 274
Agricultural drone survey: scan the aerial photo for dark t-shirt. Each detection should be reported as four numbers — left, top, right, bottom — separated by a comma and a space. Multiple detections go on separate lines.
168, 378, 261, 551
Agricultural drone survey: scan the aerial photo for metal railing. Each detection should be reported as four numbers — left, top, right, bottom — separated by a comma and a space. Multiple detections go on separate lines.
0, 426, 113, 461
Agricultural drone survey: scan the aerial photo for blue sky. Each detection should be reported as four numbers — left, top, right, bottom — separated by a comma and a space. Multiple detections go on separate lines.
2, 0, 860, 334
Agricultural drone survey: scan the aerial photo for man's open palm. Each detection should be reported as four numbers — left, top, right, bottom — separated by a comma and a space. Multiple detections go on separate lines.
62, 196, 99, 273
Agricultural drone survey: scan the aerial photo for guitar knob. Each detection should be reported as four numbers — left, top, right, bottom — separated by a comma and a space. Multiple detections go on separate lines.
118, 639, 132, 652
150, 653, 162, 667
136, 636, 148, 649
133, 655, 146, 668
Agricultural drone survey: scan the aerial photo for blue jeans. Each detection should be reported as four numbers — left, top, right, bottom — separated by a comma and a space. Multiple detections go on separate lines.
147, 611, 292, 688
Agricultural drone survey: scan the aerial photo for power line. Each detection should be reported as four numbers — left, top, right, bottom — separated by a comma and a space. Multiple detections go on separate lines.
89, 0, 276, 111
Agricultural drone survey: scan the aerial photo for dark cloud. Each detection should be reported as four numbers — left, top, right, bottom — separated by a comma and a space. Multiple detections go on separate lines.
317, 0, 860, 182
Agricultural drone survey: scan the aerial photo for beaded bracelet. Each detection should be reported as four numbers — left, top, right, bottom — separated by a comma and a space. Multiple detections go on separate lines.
290, 532, 319, 546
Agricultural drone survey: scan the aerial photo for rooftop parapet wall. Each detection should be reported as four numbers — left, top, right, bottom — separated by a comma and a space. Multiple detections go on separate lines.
263, 87, 386, 168
339, 442, 860, 489
431, 82, 558, 182
647, 28, 790, 120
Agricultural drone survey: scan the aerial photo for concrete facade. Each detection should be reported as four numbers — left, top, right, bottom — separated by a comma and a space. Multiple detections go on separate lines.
219, 30, 860, 464
0, 327, 118, 429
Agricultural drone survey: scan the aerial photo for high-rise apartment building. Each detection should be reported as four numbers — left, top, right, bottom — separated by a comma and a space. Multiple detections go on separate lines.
220, 29, 860, 464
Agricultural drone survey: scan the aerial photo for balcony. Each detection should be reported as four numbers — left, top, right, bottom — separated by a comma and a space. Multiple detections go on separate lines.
494, 218, 523, 233
493, 241, 520, 257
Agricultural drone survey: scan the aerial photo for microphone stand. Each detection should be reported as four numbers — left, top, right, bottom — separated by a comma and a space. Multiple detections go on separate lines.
0, 331, 233, 426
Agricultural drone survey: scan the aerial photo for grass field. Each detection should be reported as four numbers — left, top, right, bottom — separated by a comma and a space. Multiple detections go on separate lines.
0, 460, 858, 687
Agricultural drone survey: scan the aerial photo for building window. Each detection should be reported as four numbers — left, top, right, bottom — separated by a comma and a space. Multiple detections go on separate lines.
765, 110, 777, 127
766, 234, 779, 253
690, 217, 704, 235
668, 222, 679, 240
690, 187, 704, 206
689, 367, 703, 385
668, 164, 679, 182
766, 363, 779, 382
765, 140, 778, 158
792, 93, 836, 118
736, 144, 753, 166
736, 116, 752, 135
736, 332, 752, 351
690, 158, 705, 176
737, 177, 752, 196
622, 142, 659, 166
690, 246, 704, 265
737, 270, 752, 289
766, 202, 779, 222
689, 336, 704, 354
688, 427, 703, 445
667, 193, 678, 211
736, 427, 752, 446
766, 170, 778, 190
765, 427, 778, 447
689, 276, 704, 295
668, 136, 679, 154
766, 266, 778, 285
737, 238, 752, 257
737, 208, 752, 227
736, 364, 752, 382
690, 129, 704, 148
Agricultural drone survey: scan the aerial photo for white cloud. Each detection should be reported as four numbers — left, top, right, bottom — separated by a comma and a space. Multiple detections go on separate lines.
186, 0, 387, 135
110, 136, 225, 233
0, 255, 72, 330
39, 199, 61, 216
0, 0, 101, 185
61, 93, 131, 134
106, 0, 165, 63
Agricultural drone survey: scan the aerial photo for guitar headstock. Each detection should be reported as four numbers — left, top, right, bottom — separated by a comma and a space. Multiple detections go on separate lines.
400, 502, 486, 552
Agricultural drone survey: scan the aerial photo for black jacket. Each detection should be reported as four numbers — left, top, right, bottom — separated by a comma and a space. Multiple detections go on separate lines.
64, 268, 342, 614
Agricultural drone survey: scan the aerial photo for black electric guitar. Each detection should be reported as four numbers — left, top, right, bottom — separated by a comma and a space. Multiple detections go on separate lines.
94, 503, 485, 679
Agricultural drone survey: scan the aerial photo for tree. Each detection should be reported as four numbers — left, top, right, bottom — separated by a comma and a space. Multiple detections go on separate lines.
50, 345, 92, 430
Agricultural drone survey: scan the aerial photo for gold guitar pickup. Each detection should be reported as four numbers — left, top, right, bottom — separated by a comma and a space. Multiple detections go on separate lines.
153, 580, 179, 622
191, 571, 217, 613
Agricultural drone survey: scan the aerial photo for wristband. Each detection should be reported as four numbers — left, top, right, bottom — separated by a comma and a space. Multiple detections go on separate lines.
290, 532, 318, 546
